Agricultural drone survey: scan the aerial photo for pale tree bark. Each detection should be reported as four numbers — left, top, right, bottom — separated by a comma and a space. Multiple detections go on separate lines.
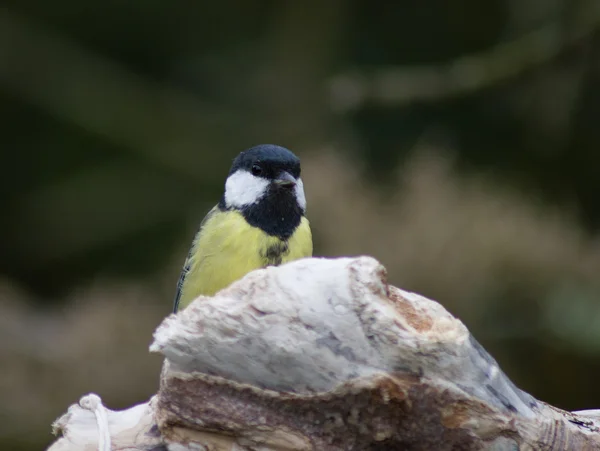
48, 257, 600, 450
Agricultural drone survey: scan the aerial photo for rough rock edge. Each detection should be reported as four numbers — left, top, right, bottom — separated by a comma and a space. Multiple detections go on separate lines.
48, 257, 600, 450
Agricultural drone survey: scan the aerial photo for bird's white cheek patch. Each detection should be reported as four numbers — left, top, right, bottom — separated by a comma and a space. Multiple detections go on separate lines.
295, 178, 307, 211
224, 170, 269, 208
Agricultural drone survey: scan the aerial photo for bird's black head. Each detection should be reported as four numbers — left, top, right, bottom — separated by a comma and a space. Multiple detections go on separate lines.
220, 144, 306, 239
228, 144, 301, 180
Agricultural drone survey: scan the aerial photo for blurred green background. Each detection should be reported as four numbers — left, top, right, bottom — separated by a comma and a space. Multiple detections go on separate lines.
1, 0, 600, 449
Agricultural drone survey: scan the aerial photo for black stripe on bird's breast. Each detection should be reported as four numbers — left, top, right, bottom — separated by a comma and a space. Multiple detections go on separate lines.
239, 189, 303, 239
261, 240, 290, 266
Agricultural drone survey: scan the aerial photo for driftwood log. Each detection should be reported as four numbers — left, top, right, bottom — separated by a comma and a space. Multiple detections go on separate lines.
48, 257, 600, 450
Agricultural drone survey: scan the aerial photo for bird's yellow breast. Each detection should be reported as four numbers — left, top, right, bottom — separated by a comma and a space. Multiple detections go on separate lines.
177, 209, 312, 309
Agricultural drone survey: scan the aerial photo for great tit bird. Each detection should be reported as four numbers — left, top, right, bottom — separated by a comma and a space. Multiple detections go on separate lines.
173, 144, 313, 312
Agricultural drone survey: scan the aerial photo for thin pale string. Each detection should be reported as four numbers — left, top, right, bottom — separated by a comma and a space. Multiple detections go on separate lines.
79, 394, 111, 451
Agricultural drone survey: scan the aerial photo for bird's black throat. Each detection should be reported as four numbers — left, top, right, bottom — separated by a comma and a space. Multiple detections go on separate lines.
220, 186, 303, 240
241, 186, 303, 239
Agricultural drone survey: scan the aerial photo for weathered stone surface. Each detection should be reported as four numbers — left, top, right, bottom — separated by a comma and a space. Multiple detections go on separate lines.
49, 257, 600, 450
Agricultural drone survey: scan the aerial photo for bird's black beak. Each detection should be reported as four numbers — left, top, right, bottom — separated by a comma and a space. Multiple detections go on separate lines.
273, 171, 296, 188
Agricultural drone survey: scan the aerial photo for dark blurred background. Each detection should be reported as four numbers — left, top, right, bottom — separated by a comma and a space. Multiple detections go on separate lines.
1, 1, 600, 449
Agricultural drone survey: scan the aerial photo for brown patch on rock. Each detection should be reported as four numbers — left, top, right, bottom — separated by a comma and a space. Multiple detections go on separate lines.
441, 400, 498, 430
347, 258, 390, 301
388, 287, 433, 333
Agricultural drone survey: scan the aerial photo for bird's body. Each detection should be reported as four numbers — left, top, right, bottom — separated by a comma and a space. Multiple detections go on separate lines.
173, 145, 312, 312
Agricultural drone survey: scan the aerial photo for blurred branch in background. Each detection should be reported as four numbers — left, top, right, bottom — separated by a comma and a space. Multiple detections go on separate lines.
0, 7, 234, 185
329, 0, 600, 110
0, 6, 230, 276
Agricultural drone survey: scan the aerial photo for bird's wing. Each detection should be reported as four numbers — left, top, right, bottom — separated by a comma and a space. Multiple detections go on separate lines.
172, 205, 219, 313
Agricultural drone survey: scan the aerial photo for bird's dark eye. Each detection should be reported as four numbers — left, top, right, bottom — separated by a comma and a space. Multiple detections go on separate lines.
251, 164, 263, 176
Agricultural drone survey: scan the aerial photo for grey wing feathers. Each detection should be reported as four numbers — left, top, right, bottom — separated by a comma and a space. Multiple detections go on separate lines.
172, 251, 192, 313
172, 205, 219, 313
